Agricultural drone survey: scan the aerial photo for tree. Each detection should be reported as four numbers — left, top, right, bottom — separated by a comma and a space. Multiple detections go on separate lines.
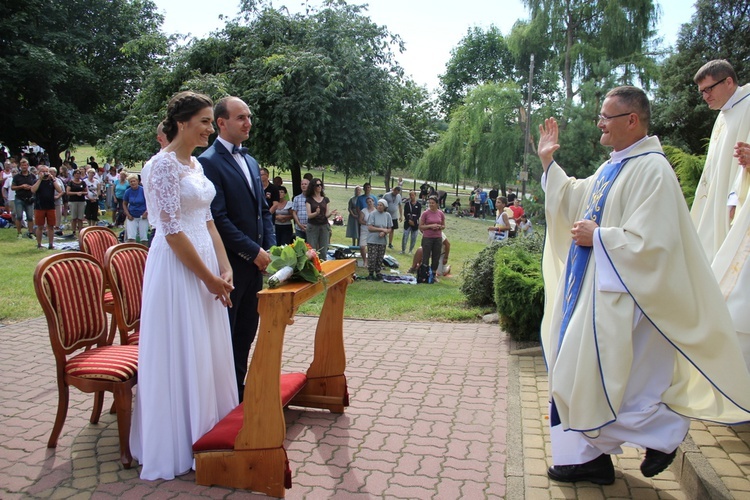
664, 144, 705, 206
233, 2, 409, 194
652, 0, 750, 155
100, 68, 231, 166
521, 0, 660, 104
416, 83, 524, 192
0, 0, 167, 166
438, 26, 516, 116
103, 0, 436, 195
376, 79, 436, 192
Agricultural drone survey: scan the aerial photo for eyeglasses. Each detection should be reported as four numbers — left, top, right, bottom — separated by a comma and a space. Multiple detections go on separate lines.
698, 77, 728, 96
597, 112, 632, 122
315, 183, 323, 187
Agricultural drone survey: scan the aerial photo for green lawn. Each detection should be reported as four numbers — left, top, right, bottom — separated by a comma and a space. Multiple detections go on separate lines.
1, 176, 499, 325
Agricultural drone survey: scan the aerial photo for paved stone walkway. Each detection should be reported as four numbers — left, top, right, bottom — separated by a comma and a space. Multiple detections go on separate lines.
0, 317, 508, 499
510, 346, 750, 500
3, 315, 750, 499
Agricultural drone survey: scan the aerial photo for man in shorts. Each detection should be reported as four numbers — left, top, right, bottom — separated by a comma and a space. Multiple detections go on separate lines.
31, 165, 62, 249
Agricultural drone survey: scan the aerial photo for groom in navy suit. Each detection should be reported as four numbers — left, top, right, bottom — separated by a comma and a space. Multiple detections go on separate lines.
199, 96, 275, 401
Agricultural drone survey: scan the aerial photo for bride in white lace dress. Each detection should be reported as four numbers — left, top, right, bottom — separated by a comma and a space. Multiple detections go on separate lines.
130, 92, 238, 480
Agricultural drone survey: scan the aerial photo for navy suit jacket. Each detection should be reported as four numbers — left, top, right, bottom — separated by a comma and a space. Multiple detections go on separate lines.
198, 140, 275, 271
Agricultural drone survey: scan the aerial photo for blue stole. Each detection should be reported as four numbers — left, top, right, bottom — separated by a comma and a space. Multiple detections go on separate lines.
550, 159, 626, 427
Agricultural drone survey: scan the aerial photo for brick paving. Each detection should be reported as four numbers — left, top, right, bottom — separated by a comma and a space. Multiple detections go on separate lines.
510, 346, 750, 500
0, 317, 508, 499
3, 316, 749, 499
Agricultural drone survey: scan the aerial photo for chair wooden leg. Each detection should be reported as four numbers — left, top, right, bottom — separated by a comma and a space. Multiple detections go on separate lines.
106, 312, 118, 345
90, 391, 104, 424
48, 382, 69, 448
112, 385, 134, 468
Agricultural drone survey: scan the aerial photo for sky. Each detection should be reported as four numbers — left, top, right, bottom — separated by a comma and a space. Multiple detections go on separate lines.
152, 0, 696, 93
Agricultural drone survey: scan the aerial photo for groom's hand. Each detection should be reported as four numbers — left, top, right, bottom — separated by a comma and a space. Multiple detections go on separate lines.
254, 248, 271, 272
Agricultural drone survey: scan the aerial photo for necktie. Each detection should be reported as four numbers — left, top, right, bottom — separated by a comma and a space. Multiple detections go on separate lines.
232, 145, 248, 155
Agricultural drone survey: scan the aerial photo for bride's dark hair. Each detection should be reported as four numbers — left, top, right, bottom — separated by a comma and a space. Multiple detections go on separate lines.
161, 91, 213, 142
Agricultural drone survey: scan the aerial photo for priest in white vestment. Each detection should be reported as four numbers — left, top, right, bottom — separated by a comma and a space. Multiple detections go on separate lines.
690, 60, 750, 260
690, 61, 750, 369
538, 86, 750, 486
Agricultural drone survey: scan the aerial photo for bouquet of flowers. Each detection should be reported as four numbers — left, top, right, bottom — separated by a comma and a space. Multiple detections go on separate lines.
266, 238, 324, 288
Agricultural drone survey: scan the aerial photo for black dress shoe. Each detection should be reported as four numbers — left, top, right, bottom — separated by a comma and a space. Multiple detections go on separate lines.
640, 448, 676, 478
547, 453, 615, 485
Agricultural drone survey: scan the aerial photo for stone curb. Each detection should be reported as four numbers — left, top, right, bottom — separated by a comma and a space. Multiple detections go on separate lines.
677, 434, 732, 499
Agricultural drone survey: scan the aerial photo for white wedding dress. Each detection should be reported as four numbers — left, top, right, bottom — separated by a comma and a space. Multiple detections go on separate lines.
130, 152, 238, 480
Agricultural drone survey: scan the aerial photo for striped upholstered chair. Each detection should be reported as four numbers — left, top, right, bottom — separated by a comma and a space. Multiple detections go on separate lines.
34, 252, 139, 468
79, 226, 119, 342
104, 243, 148, 346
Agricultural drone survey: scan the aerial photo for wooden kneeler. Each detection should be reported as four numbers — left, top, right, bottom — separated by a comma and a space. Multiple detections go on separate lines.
193, 259, 356, 497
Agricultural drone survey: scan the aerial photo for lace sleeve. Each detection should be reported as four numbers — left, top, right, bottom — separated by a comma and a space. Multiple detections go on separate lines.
146, 153, 183, 235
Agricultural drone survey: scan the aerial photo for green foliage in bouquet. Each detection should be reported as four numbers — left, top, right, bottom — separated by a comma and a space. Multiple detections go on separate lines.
493, 245, 544, 342
267, 238, 322, 288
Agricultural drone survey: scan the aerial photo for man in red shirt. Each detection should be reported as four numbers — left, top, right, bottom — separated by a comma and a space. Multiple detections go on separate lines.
509, 197, 524, 221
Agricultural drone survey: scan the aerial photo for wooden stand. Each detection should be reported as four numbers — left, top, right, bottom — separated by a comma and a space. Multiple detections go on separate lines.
193, 259, 356, 497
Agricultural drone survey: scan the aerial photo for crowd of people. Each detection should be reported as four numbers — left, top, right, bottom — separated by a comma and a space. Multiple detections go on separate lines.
2, 143, 532, 276
1, 154, 149, 248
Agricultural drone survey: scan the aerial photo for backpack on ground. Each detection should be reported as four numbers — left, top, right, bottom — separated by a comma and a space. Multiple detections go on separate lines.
416, 264, 434, 284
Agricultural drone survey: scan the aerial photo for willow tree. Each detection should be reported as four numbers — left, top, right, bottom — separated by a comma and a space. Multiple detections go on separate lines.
522, 0, 660, 104
416, 82, 523, 192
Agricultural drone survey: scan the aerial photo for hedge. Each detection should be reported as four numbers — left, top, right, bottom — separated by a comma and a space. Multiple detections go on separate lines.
460, 233, 544, 308
493, 245, 545, 342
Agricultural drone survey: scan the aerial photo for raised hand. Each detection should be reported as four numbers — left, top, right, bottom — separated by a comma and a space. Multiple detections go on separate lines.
538, 118, 561, 171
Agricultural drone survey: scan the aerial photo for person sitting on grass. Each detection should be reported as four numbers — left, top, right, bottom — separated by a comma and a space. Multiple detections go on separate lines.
451, 197, 462, 216
518, 214, 533, 237
408, 232, 450, 277
365, 198, 392, 280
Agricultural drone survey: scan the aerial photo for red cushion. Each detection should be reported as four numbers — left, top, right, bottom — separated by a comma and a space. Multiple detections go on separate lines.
103, 291, 113, 304
65, 345, 138, 382
193, 372, 307, 452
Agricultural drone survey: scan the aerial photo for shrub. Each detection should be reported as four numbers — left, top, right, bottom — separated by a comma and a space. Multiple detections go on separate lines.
460, 242, 503, 307
459, 233, 545, 308
494, 245, 544, 342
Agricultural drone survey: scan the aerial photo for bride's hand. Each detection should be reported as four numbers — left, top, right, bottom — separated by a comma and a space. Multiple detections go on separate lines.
206, 275, 234, 307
